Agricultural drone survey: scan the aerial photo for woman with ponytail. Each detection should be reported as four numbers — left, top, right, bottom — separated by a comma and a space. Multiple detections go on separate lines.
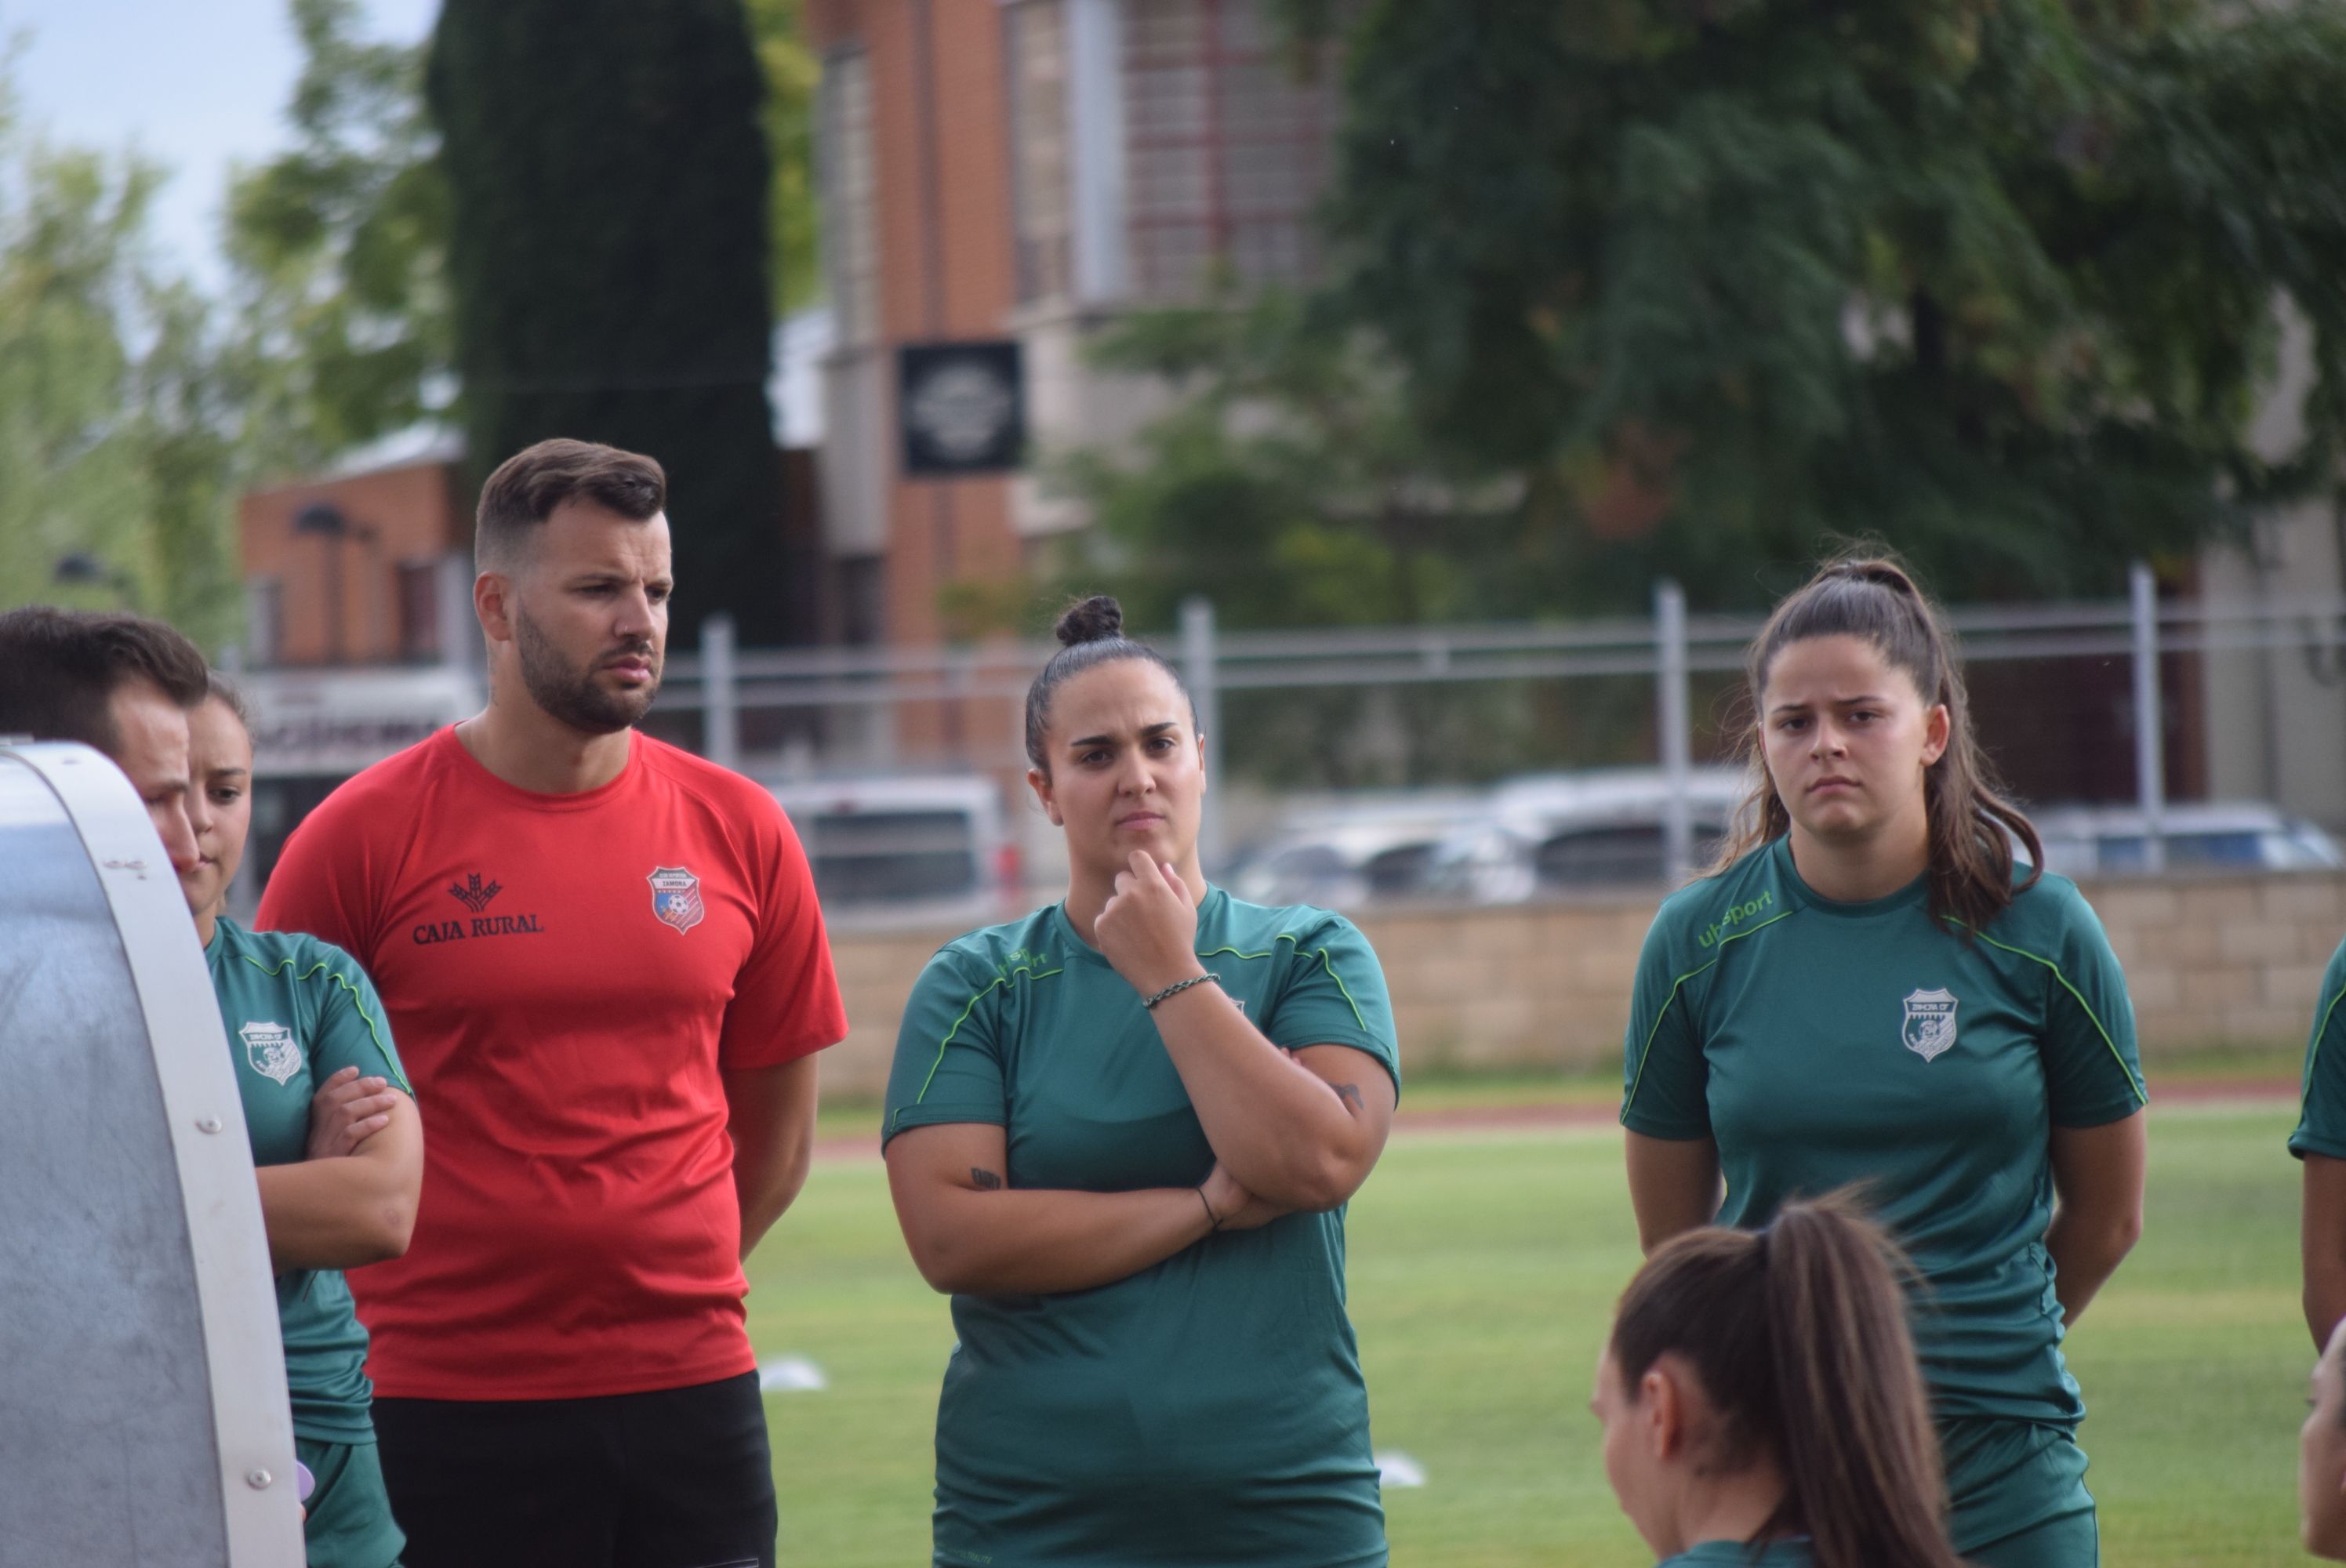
1621, 557, 2148, 1566
1597, 1194, 1966, 1568
881, 596, 1401, 1567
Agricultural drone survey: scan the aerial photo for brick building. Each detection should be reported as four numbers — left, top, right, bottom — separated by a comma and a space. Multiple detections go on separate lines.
806, 0, 1340, 623
239, 438, 474, 670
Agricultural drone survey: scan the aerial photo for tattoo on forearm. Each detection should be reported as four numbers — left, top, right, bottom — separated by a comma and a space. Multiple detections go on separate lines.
970, 1167, 1004, 1190
1333, 1083, 1364, 1114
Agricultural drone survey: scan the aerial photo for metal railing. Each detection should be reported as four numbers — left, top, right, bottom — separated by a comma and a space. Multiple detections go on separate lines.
655, 562, 2346, 877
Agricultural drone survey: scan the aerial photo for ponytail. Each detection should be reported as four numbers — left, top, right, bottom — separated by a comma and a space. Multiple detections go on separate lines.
1609, 1192, 1963, 1568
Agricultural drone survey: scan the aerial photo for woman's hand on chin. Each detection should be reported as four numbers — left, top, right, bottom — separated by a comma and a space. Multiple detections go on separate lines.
1097, 850, 1204, 996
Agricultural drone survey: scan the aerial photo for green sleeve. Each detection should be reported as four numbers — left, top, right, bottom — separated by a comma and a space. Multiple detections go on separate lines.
2293, 936, 2346, 1160
1260, 916, 1400, 1092
266, 940, 411, 1097
1621, 909, 1712, 1140
2028, 886, 2148, 1129
883, 948, 1010, 1146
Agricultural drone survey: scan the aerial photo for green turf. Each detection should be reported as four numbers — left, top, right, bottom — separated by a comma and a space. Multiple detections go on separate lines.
749, 1101, 2312, 1565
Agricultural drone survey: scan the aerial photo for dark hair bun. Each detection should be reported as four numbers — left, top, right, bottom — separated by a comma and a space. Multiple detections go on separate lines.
1055, 595, 1124, 648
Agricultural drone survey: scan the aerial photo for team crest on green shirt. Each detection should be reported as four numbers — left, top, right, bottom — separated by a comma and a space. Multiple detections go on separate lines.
238, 1019, 304, 1086
1900, 988, 1959, 1062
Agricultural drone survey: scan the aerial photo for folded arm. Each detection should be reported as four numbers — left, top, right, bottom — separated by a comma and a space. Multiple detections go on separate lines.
884, 1121, 1278, 1297
1145, 982, 1396, 1211
256, 1089, 422, 1272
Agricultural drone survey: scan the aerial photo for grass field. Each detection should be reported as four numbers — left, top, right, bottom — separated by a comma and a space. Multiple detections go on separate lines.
750, 1095, 2313, 1566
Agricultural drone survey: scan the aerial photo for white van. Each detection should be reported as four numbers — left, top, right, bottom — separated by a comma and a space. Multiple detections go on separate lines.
768, 775, 1020, 925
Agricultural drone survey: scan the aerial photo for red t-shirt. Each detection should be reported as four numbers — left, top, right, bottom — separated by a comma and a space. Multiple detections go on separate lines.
258, 727, 847, 1400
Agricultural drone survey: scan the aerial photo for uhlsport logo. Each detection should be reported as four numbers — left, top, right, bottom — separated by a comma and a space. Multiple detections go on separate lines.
1696, 888, 1774, 949
1901, 987, 1959, 1062
648, 866, 706, 935
239, 1020, 305, 1086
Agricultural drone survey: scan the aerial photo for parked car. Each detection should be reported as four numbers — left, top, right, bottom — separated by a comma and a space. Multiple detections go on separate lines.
1228, 768, 1756, 908
1225, 793, 1493, 909
2025, 802, 2344, 877
767, 775, 1019, 921
1417, 767, 1752, 899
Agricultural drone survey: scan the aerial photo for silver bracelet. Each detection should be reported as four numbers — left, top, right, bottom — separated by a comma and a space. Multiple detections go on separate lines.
1142, 974, 1220, 1011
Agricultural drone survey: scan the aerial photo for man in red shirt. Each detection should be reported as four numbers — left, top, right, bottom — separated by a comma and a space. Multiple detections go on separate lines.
260, 438, 846, 1568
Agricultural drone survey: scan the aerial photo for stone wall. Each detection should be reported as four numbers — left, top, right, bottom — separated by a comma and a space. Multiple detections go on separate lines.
816, 873, 2346, 1096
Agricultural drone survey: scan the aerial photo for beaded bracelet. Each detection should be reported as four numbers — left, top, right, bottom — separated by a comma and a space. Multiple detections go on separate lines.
1142, 974, 1221, 1011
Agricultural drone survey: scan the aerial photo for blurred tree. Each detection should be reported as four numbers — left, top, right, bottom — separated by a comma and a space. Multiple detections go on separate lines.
430, 0, 794, 642
1056, 289, 1522, 630
1306, 0, 2346, 605
226, 0, 824, 459
1091, 2, 2346, 615
743, 0, 821, 316
0, 82, 242, 649
1051, 291, 1572, 784
225, 0, 450, 475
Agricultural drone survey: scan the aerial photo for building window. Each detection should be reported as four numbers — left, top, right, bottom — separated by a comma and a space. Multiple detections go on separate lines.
1121, 0, 1339, 301
1006, 0, 1075, 305
245, 577, 284, 666
819, 50, 881, 346
395, 561, 441, 662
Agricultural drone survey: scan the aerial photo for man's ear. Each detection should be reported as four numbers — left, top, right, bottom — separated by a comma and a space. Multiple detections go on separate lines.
474, 570, 515, 646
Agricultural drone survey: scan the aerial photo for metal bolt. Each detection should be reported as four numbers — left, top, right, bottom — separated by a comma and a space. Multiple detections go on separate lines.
245, 1468, 272, 1490
196, 1117, 223, 1134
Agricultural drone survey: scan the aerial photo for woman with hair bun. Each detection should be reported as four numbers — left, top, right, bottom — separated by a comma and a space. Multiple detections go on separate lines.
1596, 1192, 1966, 1568
1622, 557, 2148, 1566
881, 596, 1402, 1567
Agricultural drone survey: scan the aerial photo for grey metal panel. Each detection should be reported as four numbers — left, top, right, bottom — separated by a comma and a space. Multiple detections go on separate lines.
0, 744, 302, 1566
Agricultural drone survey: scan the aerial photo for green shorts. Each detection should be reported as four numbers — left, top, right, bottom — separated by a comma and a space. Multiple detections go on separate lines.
1940, 1417, 2096, 1564
296, 1436, 406, 1568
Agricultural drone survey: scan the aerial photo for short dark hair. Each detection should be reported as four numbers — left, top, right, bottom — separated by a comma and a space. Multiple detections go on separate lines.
0, 605, 211, 753
476, 439, 667, 568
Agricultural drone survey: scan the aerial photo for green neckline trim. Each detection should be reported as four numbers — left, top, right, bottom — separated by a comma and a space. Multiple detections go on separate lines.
1622, 909, 1796, 1120
1952, 919, 2150, 1107
1195, 933, 1372, 1036
236, 952, 413, 1096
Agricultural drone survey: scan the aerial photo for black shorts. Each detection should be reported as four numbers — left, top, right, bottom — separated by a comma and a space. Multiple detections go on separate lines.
371, 1370, 775, 1568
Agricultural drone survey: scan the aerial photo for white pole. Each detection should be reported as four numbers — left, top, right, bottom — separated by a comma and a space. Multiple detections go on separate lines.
1655, 579, 1693, 886
703, 613, 740, 772
1182, 597, 1224, 875
2130, 561, 2166, 874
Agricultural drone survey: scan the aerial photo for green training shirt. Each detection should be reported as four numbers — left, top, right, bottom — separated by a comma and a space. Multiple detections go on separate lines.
1622, 837, 2146, 1431
205, 916, 410, 1444
2290, 935, 2346, 1161
883, 888, 1400, 1568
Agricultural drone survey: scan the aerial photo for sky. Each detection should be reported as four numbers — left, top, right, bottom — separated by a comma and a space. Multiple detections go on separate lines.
5, 0, 440, 287
3, 0, 825, 441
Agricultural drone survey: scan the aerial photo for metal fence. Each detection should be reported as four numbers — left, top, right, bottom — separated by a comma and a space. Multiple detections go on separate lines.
654, 562, 2346, 878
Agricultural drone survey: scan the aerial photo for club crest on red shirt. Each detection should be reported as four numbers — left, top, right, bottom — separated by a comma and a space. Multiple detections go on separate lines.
647, 866, 706, 935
